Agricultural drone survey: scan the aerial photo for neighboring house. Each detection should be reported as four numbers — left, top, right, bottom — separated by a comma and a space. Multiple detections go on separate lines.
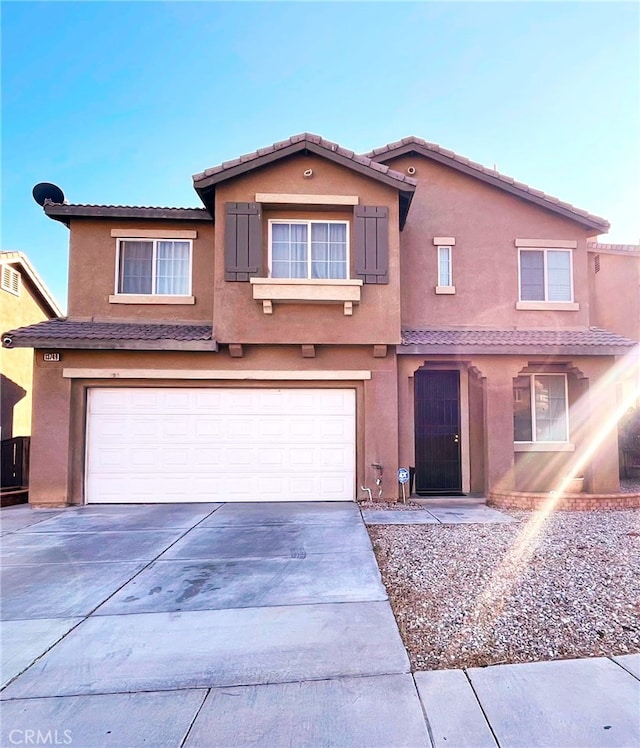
0, 251, 61, 441
3, 133, 638, 508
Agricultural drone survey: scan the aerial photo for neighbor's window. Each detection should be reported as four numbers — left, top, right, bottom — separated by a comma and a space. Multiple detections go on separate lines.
117, 240, 191, 295
519, 249, 572, 302
270, 221, 348, 280
438, 246, 452, 286
513, 374, 569, 442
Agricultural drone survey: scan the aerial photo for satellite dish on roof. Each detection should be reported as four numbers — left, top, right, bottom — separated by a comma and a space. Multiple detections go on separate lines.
32, 182, 65, 206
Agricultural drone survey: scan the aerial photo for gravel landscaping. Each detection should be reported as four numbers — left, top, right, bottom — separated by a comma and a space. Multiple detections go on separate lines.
368, 507, 640, 670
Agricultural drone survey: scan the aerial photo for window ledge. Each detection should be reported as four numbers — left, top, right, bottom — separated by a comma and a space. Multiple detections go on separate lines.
109, 295, 195, 305
514, 442, 575, 452
435, 285, 456, 295
250, 277, 362, 315
516, 301, 579, 311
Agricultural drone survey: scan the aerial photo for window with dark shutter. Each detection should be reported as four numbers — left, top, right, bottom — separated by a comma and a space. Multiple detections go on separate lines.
224, 202, 262, 281
354, 206, 389, 284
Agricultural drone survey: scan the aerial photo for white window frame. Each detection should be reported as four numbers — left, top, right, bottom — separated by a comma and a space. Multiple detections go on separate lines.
114, 238, 193, 296
518, 248, 574, 303
268, 219, 350, 280
437, 245, 453, 287
514, 373, 570, 444
1, 265, 21, 296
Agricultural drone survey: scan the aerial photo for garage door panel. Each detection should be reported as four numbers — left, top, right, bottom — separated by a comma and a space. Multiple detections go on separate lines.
87, 388, 355, 503
194, 417, 224, 437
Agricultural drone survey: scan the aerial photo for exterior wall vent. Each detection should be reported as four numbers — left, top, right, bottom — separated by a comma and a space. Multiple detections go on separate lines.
1, 265, 20, 296
407, 166, 416, 175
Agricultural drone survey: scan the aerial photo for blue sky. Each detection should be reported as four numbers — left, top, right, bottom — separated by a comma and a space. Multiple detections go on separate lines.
2, 1, 639, 311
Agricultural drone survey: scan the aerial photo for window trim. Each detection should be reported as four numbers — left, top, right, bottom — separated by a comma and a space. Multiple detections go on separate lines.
514, 373, 570, 445
114, 238, 193, 297
517, 247, 574, 303
267, 219, 350, 280
1, 265, 21, 297
436, 245, 454, 293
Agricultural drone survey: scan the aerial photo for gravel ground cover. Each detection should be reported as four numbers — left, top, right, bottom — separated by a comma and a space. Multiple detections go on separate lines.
368, 508, 640, 670
621, 475, 640, 493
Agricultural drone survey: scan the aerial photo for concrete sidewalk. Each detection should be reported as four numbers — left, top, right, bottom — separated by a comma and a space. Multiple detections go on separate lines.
1, 502, 639, 747
362, 498, 515, 525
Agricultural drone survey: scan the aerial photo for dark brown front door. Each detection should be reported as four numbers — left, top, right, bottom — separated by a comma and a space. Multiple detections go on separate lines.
414, 370, 462, 495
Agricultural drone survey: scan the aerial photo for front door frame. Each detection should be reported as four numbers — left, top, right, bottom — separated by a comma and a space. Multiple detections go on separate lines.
410, 363, 470, 495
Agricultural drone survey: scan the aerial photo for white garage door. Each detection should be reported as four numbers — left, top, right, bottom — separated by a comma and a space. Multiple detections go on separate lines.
86, 387, 355, 503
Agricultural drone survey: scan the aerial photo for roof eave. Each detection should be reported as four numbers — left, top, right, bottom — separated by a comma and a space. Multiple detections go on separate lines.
4, 337, 218, 351
193, 140, 416, 228
396, 343, 634, 356
43, 204, 212, 227
369, 143, 609, 233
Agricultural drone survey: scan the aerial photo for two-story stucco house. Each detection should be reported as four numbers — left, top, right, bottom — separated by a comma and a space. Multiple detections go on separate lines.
4, 133, 638, 509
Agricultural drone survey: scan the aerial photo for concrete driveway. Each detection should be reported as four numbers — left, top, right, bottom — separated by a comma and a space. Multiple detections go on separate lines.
2, 502, 639, 747
1, 502, 429, 746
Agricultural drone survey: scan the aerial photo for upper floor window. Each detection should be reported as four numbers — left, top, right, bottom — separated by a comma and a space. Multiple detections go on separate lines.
513, 374, 569, 442
1, 265, 20, 296
519, 248, 572, 302
117, 239, 191, 295
269, 220, 348, 280
438, 246, 452, 287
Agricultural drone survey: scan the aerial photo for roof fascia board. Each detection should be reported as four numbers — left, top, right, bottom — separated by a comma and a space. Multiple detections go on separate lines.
371, 144, 608, 232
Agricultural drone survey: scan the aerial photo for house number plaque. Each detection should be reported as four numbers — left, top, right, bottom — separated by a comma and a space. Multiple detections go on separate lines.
43, 352, 61, 362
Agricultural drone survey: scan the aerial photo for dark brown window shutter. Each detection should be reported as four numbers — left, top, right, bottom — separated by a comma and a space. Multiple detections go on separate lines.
354, 206, 389, 284
224, 202, 262, 281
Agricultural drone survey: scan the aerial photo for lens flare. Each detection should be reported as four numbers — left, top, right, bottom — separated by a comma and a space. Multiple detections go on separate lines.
444, 347, 639, 660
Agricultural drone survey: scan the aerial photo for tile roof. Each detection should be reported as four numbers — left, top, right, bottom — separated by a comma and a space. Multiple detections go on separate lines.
587, 241, 640, 253
401, 327, 637, 354
3, 319, 215, 350
365, 136, 609, 232
43, 203, 211, 227
193, 132, 417, 189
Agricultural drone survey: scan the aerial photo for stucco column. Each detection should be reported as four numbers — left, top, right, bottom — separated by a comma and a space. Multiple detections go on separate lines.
363, 362, 399, 500
576, 358, 622, 493
481, 359, 524, 495
29, 360, 72, 506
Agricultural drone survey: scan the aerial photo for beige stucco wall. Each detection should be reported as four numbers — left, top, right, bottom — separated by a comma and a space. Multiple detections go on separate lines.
382, 154, 594, 330
588, 249, 640, 408
66, 219, 215, 322
1, 275, 52, 438
589, 250, 640, 341
213, 155, 403, 345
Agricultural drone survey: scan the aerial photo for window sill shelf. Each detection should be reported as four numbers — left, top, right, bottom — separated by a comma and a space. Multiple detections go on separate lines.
516, 301, 579, 311
435, 285, 456, 295
250, 278, 362, 315
514, 442, 575, 452
109, 295, 195, 305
